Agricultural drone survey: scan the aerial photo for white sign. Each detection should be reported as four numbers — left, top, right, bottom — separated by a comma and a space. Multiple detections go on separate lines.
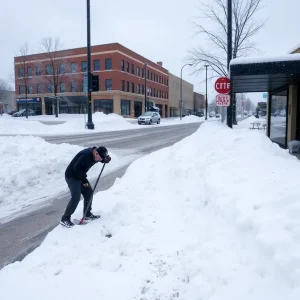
216, 94, 230, 107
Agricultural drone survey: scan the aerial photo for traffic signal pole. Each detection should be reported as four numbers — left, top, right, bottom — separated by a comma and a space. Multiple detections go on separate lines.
86, 0, 94, 129
226, 0, 233, 129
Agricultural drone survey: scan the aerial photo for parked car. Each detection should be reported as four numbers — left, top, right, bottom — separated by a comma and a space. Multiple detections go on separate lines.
138, 112, 161, 125
215, 113, 221, 118
13, 109, 36, 117
196, 111, 204, 117
6, 109, 18, 115
209, 111, 216, 118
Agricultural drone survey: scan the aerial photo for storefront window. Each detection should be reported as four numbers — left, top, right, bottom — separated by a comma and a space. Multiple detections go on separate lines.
94, 99, 113, 114
270, 90, 288, 148
121, 100, 130, 115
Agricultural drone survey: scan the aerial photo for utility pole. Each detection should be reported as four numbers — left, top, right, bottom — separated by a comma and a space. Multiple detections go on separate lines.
226, 0, 233, 128
86, 0, 94, 129
204, 64, 209, 120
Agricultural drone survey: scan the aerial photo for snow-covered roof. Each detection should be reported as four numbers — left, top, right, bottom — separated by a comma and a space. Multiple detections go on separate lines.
288, 43, 300, 54
230, 53, 300, 65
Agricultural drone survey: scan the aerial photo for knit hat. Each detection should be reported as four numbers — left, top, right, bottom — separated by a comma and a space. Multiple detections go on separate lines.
96, 146, 108, 159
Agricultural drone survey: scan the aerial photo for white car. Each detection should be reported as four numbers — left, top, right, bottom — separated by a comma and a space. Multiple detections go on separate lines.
138, 112, 161, 125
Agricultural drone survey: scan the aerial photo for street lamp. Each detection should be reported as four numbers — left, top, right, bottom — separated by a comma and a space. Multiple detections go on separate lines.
86, 0, 94, 129
204, 64, 209, 120
144, 63, 148, 113
180, 63, 193, 120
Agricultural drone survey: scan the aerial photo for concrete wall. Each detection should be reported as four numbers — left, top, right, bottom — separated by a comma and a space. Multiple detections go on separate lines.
168, 73, 194, 115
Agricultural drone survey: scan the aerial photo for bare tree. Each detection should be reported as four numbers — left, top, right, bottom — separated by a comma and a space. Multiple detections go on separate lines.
0, 79, 13, 115
188, 0, 266, 77
40, 37, 68, 117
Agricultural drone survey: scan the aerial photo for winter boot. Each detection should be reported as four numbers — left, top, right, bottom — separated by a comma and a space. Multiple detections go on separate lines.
60, 219, 75, 228
84, 213, 100, 221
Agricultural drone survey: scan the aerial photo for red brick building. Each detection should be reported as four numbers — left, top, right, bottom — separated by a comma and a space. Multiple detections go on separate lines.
14, 43, 170, 117
194, 92, 205, 112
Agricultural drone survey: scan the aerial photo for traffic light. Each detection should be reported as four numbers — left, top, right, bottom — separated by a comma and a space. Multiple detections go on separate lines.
91, 74, 99, 92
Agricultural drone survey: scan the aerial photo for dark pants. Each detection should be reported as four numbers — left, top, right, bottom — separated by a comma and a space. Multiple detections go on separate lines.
61, 177, 93, 221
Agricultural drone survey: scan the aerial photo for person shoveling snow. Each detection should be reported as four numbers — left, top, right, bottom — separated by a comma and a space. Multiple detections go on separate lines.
60, 146, 111, 228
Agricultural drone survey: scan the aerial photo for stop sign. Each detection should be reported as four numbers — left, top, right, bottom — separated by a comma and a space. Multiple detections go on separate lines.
215, 77, 231, 94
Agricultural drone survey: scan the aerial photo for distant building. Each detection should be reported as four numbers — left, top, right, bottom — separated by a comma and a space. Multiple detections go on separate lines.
14, 43, 169, 117
168, 73, 194, 117
194, 92, 205, 112
0, 90, 15, 112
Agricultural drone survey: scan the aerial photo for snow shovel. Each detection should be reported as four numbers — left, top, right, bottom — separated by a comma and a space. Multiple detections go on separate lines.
73, 163, 106, 225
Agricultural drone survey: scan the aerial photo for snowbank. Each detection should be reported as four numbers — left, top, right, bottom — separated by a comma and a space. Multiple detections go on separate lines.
0, 113, 203, 135
1, 122, 299, 299
0, 136, 128, 222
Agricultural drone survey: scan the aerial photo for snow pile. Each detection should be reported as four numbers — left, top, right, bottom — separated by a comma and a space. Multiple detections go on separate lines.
0, 113, 139, 135
0, 136, 122, 222
0, 112, 203, 135
1, 122, 299, 299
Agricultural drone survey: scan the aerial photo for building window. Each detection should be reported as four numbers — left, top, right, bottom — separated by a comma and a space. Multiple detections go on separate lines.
126, 62, 129, 73
71, 81, 76, 92
136, 66, 140, 77
46, 65, 53, 75
37, 84, 42, 94
147, 70, 149, 79
126, 81, 130, 92
105, 79, 112, 90
27, 86, 32, 94
167, 79, 168, 86
94, 60, 100, 71
121, 80, 125, 91
105, 58, 112, 70
94, 99, 113, 114
131, 64, 134, 75
131, 82, 135, 93
121, 100, 130, 116
160, 90, 162, 98
59, 64, 65, 74
18, 68, 24, 78
19, 85, 25, 94
60, 82, 66, 93
121, 60, 125, 71
81, 61, 87, 72
71, 62, 77, 73
142, 68, 144, 78
150, 72, 153, 81
47, 84, 53, 93
27, 67, 32, 77
141, 85, 144, 95
36, 67, 41, 76
137, 84, 140, 94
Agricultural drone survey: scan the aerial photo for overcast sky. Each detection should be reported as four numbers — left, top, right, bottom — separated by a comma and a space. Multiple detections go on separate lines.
0, 0, 299, 104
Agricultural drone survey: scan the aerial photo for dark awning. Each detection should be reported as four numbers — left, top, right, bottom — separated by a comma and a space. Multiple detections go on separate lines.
230, 55, 300, 93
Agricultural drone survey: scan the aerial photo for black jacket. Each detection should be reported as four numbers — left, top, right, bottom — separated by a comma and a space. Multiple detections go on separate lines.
65, 147, 98, 184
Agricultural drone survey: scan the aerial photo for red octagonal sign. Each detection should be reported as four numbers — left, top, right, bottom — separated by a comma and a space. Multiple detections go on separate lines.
215, 77, 231, 94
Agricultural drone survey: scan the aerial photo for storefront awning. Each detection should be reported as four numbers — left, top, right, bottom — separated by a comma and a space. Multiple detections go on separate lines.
230, 54, 300, 93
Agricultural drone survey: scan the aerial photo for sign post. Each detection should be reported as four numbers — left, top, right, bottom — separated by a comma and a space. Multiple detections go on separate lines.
215, 77, 231, 95
215, 77, 231, 120
216, 94, 230, 107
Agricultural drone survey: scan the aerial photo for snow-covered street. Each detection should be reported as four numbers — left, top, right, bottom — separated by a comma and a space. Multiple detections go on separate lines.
0, 113, 203, 223
1, 117, 300, 299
